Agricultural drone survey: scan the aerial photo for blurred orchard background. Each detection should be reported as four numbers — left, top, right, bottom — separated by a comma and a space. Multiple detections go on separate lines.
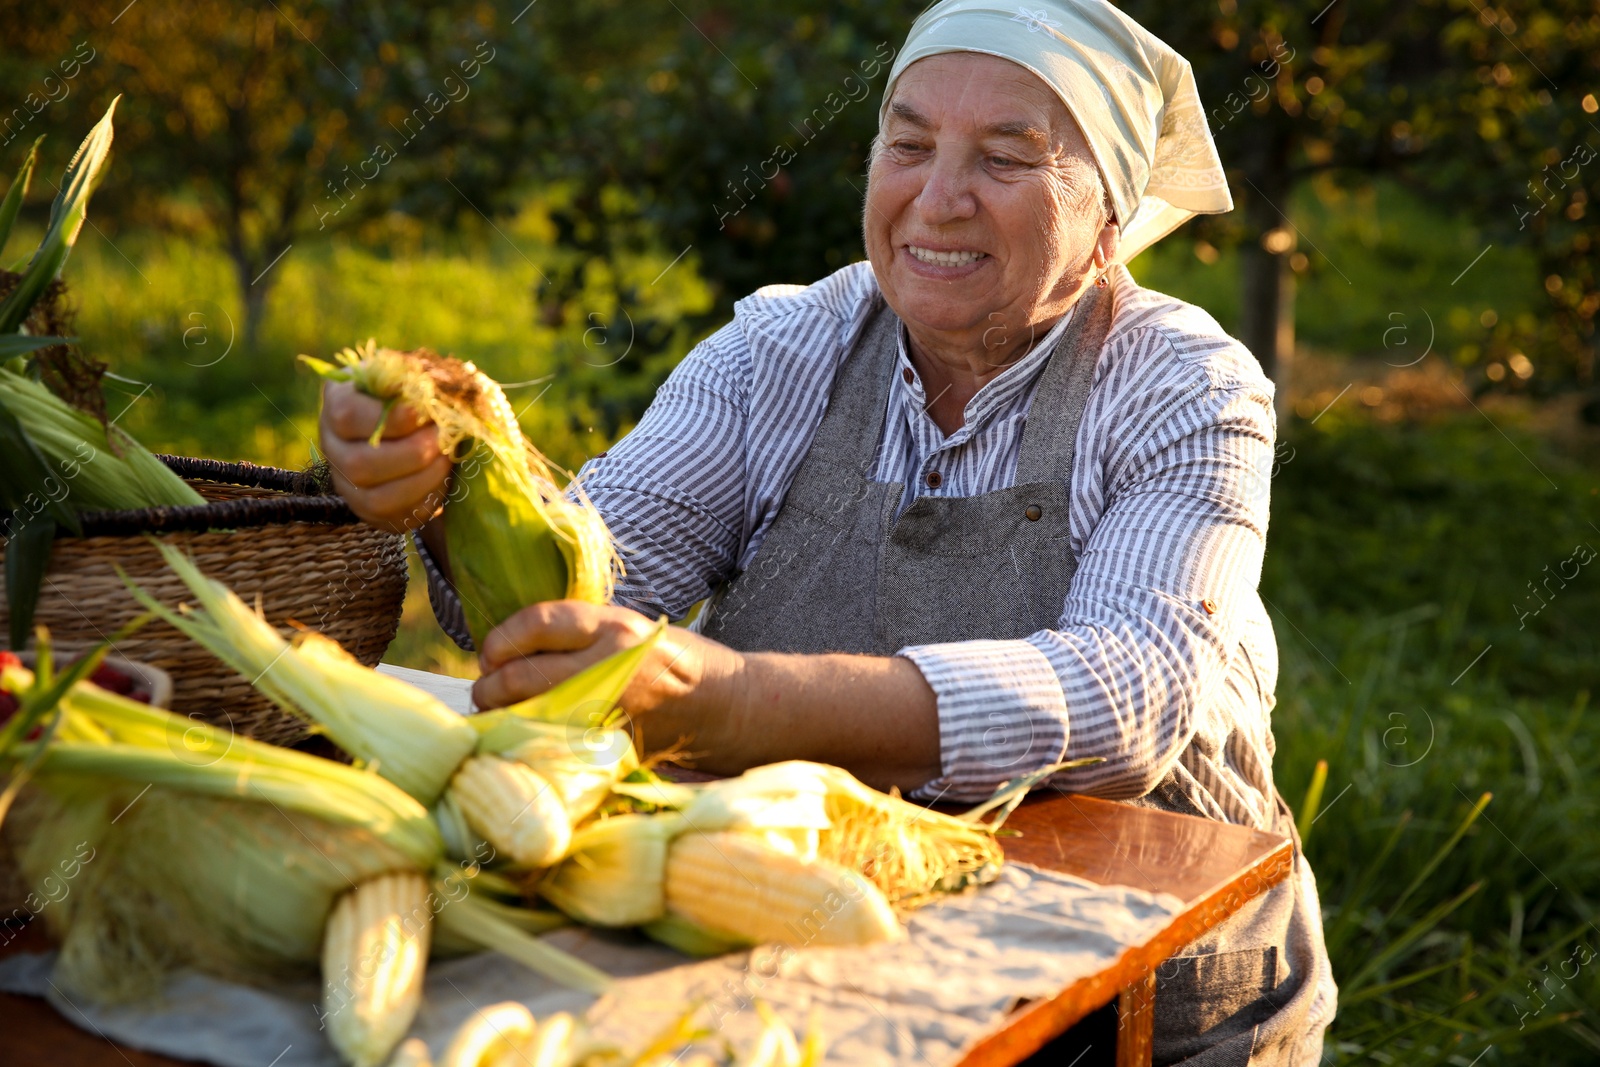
2, 1, 1598, 1060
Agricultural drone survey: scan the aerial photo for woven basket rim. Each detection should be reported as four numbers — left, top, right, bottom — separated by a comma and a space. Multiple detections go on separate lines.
0, 455, 367, 539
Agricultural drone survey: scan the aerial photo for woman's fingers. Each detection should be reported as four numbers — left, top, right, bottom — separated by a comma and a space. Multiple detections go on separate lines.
478, 601, 635, 674
324, 422, 443, 489
321, 380, 431, 442
318, 379, 452, 530
472, 648, 610, 710
328, 452, 450, 532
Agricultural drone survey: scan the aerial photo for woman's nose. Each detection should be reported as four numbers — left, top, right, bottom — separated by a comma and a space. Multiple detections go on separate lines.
913, 154, 979, 226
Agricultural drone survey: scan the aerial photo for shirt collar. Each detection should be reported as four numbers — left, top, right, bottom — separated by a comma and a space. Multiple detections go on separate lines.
893, 302, 1079, 429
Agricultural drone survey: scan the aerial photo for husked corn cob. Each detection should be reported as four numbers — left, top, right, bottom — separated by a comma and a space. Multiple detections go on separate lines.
449, 756, 571, 868
439, 1001, 536, 1067
664, 831, 902, 948
524, 1012, 579, 1067
321, 872, 433, 1067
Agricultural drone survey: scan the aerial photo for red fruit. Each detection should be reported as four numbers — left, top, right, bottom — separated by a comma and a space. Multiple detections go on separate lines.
130, 691, 151, 704
89, 664, 136, 695
0, 651, 21, 671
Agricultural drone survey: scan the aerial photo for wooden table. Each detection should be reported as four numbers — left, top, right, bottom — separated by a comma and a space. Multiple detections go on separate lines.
0, 791, 1290, 1067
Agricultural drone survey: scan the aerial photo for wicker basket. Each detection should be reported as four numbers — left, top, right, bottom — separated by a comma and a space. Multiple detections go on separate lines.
0, 456, 409, 746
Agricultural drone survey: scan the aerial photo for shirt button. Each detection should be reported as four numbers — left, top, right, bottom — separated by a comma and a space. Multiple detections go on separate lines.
925, 470, 943, 489
1024, 505, 1042, 521
1202, 598, 1218, 615
902, 368, 915, 385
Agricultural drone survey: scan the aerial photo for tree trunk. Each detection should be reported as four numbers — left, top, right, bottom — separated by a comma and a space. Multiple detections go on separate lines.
242, 273, 270, 353
1238, 121, 1296, 410
1239, 189, 1295, 396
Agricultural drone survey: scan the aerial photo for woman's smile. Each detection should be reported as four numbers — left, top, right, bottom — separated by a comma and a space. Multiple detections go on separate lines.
901, 243, 991, 277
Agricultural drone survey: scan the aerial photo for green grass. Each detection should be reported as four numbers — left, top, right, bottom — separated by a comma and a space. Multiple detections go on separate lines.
1265, 412, 1599, 1062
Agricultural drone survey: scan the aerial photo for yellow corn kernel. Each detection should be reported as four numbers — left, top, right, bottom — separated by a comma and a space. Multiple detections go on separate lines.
321, 872, 432, 1067
449, 756, 571, 868
439, 1001, 536, 1067
664, 831, 901, 948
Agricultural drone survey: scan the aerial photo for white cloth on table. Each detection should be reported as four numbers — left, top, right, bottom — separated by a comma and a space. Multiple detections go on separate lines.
0, 863, 1183, 1067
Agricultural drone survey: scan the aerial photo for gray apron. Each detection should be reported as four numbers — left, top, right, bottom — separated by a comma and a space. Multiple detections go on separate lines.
700, 286, 1324, 1065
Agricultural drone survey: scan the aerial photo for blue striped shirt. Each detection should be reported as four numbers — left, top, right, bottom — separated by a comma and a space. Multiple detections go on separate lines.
422, 260, 1283, 828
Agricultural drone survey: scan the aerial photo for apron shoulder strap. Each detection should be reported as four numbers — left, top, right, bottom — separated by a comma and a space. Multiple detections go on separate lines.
1015, 281, 1117, 484
802, 298, 905, 478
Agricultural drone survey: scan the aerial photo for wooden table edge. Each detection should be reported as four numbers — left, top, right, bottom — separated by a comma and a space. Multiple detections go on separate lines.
950, 833, 1295, 1066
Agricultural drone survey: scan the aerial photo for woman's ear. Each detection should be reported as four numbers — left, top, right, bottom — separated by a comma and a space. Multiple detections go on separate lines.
1093, 220, 1121, 269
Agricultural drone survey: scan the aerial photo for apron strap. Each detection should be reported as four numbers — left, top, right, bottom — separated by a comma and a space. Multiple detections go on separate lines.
1015, 275, 1117, 484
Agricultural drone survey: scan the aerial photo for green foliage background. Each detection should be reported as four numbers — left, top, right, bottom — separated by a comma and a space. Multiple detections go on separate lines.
1, 0, 1598, 1061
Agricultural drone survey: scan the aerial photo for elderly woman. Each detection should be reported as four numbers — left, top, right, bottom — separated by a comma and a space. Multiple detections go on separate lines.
321, 0, 1335, 1061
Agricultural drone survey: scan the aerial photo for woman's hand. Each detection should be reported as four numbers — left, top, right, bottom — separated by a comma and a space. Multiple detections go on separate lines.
319, 380, 453, 533
471, 599, 942, 792
472, 600, 748, 757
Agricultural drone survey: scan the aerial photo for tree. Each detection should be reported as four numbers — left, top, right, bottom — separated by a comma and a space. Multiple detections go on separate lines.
1118, 0, 1600, 392
0, 0, 503, 350
513, 0, 1599, 395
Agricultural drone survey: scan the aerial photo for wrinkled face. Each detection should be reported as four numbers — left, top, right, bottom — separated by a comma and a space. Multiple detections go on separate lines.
864, 52, 1112, 345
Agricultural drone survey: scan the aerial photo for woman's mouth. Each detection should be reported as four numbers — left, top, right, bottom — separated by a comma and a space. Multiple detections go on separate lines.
906, 246, 988, 268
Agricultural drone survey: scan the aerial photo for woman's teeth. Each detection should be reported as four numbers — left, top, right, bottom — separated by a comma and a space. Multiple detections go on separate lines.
908, 246, 986, 267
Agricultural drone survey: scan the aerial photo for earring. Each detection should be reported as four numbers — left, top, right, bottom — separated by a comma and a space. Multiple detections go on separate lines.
1095, 273, 1108, 289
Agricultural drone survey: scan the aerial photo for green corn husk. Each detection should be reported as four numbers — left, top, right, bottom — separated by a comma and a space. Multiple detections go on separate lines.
16, 676, 445, 868
302, 341, 619, 648
48, 788, 419, 1000
0, 366, 202, 510
2, 662, 441, 1001
124, 542, 477, 805
1, 650, 610, 1009
0, 99, 117, 333
431, 869, 612, 994
538, 812, 685, 928
0, 135, 43, 256
466, 619, 662, 826
640, 912, 750, 958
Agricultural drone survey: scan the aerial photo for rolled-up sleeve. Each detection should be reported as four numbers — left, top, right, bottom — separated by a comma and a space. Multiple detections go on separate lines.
906, 327, 1276, 802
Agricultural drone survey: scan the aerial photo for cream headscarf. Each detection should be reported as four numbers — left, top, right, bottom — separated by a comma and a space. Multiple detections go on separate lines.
882, 0, 1232, 262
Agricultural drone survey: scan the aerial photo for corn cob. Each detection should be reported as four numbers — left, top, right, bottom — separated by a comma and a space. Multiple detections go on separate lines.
301, 342, 619, 649
386, 1039, 432, 1067
448, 755, 571, 869
438, 1001, 536, 1067
0, 367, 203, 511
681, 761, 1004, 906
538, 813, 681, 927
322, 872, 433, 1067
0, 641, 614, 1060
663, 831, 902, 948
524, 1012, 580, 1067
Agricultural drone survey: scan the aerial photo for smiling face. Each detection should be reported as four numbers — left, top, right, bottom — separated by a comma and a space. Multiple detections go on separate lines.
864, 52, 1116, 355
